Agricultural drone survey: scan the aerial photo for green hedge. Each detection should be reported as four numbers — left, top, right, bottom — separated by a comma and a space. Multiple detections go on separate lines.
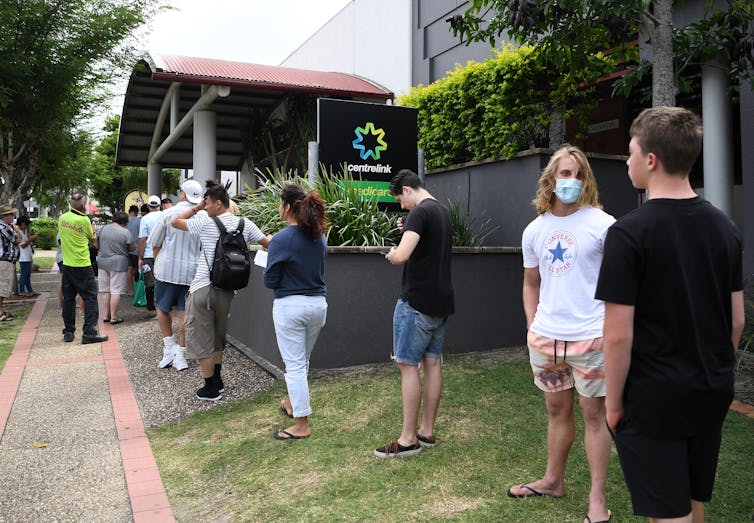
397, 45, 613, 170
30, 217, 58, 234
34, 229, 58, 250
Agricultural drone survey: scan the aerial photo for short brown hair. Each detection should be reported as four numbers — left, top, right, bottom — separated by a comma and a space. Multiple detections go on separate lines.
629, 107, 702, 176
532, 145, 602, 215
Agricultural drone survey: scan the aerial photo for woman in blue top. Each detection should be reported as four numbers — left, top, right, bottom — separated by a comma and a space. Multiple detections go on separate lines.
264, 184, 328, 440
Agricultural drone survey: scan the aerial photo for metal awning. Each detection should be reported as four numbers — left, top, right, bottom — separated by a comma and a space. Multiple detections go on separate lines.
116, 52, 393, 170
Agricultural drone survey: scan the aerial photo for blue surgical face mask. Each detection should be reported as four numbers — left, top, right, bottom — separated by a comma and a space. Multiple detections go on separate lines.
554, 178, 583, 204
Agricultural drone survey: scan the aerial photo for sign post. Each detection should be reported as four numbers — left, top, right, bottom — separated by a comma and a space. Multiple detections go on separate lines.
317, 99, 418, 206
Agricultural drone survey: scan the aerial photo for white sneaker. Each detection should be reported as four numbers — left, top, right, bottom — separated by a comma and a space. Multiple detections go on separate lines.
172, 347, 188, 371
158, 339, 177, 369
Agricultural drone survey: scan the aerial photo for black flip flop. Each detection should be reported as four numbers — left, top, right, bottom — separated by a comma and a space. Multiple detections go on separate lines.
273, 429, 309, 440
109, 318, 123, 325
507, 484, 554, 498
280, 405, 294, 418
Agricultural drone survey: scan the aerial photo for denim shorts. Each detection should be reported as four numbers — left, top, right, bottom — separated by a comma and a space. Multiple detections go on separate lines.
154, 280, 189, 312
392, 299, 447, 365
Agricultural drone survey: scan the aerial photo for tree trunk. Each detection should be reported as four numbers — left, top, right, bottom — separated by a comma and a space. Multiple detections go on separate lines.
649, 0, 676, 106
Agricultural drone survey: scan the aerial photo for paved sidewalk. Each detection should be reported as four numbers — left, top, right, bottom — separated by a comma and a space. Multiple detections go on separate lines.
0, 280, 174, 521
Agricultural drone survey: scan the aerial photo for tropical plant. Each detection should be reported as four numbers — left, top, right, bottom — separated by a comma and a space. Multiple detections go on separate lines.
447, 199, 500, 247
237, 168, 400, 247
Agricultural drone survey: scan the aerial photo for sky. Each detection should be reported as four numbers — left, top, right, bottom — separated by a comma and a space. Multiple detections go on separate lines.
139, 0, 352, 65
98, 0, 351, 131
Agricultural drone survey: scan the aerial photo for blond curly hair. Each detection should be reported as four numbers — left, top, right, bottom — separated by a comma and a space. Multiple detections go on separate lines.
532, 145, 602, 215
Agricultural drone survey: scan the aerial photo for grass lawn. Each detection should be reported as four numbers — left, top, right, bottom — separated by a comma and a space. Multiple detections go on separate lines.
32, 256, 56, 271
149, 355, 754, 522
0, 304, 32, 372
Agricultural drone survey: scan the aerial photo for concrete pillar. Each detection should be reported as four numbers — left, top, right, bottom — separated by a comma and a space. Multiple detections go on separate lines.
170, 85, 180, 131
308, 141, 319, 186
147, 162, 162, 198
193, 110, 217, 185
702, 59, 734, 217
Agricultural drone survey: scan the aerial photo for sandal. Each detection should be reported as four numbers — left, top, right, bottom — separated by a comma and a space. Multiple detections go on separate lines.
109, 318, 123, 325
0, 313, 13, 322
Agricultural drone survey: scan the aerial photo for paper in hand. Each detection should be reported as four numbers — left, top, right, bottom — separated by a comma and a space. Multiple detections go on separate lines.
254, 250, 268, 268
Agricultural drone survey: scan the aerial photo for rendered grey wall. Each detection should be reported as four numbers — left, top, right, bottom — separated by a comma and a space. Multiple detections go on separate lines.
412, 0, 501, 87
425, 151, 640, 246
227, 248, 525, 370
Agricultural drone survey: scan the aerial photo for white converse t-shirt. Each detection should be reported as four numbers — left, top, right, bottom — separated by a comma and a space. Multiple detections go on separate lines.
522, 206, 615, 340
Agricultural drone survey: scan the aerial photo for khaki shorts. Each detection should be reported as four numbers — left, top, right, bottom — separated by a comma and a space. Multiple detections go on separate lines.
184, 285, 235, 360
527, 329, 606, 397
98, 269, 128, 295
0, 261, 14, 298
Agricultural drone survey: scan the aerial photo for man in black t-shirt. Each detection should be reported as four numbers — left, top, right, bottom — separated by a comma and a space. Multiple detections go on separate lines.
374, 170, 454, 458
596, 107, 744, 521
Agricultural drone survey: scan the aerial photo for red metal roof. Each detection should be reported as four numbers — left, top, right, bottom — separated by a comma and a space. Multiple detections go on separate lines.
149, 53, 393, 99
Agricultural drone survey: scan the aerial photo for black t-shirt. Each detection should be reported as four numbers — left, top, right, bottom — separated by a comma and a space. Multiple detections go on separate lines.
400, 198, 455, 317
595, 197, 742, 437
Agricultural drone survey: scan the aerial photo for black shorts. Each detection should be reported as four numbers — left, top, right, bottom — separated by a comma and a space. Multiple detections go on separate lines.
128, 254, 138, 268
611, 423, 723, 518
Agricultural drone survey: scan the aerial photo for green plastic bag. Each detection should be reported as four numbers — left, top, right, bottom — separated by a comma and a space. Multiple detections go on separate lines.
133, 271, 147, 307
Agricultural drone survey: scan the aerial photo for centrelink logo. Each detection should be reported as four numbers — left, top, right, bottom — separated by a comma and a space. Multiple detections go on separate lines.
352, 122, 387, 160
349, 122, 391, 174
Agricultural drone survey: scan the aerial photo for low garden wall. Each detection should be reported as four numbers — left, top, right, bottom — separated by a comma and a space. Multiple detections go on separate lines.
227, 246, 525, 371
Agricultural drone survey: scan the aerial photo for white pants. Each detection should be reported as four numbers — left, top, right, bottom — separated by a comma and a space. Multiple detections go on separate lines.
272, 295, 327, 418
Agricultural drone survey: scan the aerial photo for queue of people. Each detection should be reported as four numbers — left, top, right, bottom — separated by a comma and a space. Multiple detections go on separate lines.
7, 106, 740, 523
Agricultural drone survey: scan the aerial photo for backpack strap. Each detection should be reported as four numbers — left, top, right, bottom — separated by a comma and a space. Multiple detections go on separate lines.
211, 215, 227, 234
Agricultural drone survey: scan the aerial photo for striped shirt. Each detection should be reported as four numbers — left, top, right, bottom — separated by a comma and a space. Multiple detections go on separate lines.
138, 210, 163, 259
149, 201, 201, 285
186, 212, 264, 293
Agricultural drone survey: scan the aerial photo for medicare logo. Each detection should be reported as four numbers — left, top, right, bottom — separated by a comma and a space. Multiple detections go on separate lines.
352, 122, 387, 161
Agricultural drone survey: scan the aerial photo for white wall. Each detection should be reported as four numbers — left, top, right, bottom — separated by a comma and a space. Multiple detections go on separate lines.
280, 0, 412, 97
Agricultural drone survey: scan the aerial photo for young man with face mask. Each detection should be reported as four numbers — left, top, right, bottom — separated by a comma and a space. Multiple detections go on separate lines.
508, 145, 615, 523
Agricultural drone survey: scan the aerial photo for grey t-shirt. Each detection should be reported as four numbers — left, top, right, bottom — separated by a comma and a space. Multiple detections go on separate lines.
96, 223, 132, 272
126, 215, 141, 255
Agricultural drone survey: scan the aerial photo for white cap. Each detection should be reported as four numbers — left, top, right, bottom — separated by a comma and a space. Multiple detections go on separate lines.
181, 180, 204, 204
147, 195, 161, 207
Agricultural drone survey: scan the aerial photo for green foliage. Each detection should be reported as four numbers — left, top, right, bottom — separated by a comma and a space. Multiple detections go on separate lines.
89, 115, 181, 212
0, 0, 163, 206
33, 228, 57, 250
30, 218, 58, 234
453, 1, 754, 108
447, 199, 499, 247
398, 45, 612, 169
240, 94, 317, 178
237, 168, 400, 247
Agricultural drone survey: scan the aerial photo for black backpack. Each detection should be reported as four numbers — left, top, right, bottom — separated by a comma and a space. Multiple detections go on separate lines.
208, 216, 251, 290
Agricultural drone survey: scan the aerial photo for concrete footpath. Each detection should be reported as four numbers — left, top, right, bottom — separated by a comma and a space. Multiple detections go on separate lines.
0, 272, 174, 522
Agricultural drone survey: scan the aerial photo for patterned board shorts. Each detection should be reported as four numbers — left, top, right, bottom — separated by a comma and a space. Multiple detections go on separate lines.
527, 329, 606, 397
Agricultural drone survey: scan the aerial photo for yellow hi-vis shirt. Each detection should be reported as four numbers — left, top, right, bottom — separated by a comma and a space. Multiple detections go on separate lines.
58, 209, 93, 267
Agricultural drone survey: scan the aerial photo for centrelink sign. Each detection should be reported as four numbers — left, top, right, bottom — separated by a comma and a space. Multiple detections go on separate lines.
317, 99, 418, 204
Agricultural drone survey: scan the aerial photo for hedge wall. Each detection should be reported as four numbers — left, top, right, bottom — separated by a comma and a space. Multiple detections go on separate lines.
397, 45, 613, 170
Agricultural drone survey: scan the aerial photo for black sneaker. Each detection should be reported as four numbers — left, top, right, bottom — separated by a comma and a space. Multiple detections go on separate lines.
82, 333, 108, 344
374, 440, 422, 458
63, 332, 74, 343
214, 373, 225, 393
196, 384, 222, 402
